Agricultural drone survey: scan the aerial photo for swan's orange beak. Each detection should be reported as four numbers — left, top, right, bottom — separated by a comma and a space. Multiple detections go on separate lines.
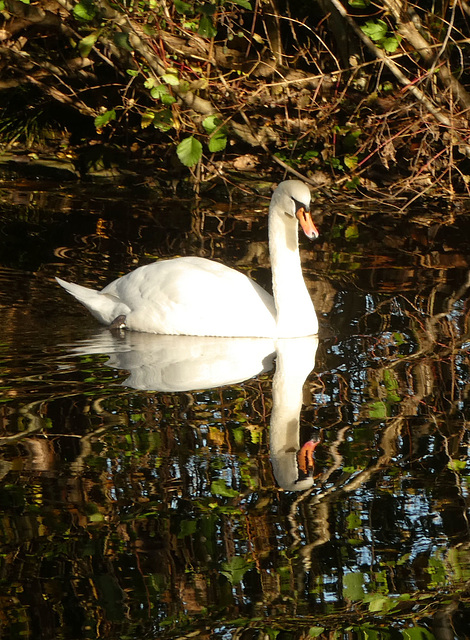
296, 207, 319, 240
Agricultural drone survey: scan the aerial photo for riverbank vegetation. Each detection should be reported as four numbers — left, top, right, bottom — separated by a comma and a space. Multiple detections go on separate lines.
1, 0, 470, 201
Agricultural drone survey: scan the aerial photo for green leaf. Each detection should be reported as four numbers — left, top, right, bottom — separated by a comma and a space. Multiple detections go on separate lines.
114, 31, 133, 52
210, 478, 238, 498
78, 32, 99, 57
361, 19, 388, 42
94, 109, 116, 129
161, 71, 180, 86
349, 0, 369, 6
208, 131, 227, 153
198, 15, 217, 38
308, 628, 325, 638
150, 84, 176, 105
174, 0, 192, 13
230, 0, 252, 8
345, 223, 359, 240
448, 459, 467, 471
17, 0, 30, 4
202, 114, 221, 133
153, 109, 174, 132
383, 36, 400, 52
368, 400, 388, 419
343, 571, 365, 601
126, 69, 139, 77
344, 154, 358, 170
221, 556, 253, 585
73, 0, 96, 22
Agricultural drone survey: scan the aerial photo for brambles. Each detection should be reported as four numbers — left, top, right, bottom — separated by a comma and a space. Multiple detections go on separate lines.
0, 0, 469, 198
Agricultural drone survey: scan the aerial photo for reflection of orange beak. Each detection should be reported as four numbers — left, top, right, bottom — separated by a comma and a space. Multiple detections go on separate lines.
297, 439, 320, 475
296, 207, 319, 240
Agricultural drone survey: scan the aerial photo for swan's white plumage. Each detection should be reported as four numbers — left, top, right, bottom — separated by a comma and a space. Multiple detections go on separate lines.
56, 180, 318, 338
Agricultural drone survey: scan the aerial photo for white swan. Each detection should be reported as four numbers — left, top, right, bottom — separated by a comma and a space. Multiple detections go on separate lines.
56, 180, 319, 338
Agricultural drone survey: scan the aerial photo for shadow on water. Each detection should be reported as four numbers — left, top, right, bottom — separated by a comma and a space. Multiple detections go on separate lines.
1, 182, 470, 639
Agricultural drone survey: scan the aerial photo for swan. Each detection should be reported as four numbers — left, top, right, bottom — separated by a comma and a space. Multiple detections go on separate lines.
56, 180, 319, 338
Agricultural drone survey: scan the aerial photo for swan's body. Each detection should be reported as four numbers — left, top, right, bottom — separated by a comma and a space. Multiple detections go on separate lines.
56, 180, 319, 338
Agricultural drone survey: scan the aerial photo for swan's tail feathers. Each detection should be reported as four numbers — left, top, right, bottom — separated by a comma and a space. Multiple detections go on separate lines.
55, 277, 122, 325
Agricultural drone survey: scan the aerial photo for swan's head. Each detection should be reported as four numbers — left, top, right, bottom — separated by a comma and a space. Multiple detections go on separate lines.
272, 180, 319, 239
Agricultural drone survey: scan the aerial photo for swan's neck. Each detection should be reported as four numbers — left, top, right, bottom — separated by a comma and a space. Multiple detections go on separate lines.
269, 212, 317, 337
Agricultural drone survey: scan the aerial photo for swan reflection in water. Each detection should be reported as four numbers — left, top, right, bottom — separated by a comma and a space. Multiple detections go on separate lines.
68, 331, 319, 491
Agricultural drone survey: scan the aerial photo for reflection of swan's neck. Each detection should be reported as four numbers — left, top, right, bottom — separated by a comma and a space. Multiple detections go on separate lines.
270, 337, 318, 491
269, 213, 316, 337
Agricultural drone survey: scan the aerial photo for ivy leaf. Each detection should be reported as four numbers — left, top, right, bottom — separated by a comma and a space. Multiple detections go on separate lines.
94, 109, 116, 130
177, 136, 203, 167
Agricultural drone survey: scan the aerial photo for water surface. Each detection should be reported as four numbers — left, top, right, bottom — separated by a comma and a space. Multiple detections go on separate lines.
1, 182, 470, 640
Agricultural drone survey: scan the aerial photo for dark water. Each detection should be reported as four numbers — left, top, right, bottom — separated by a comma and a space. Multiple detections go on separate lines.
1, 181, 470, 640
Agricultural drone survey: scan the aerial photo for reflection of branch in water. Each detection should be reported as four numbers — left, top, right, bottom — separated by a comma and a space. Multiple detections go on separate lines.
286, 417, 403, 570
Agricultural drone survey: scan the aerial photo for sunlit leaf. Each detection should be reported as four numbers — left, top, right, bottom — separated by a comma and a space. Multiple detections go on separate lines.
361, 19, 388, 42
141, 111, 155, 129
73, 0, 96, 22
345, 223, 359, 240
94, 109, 116, 129
177, 136, 203, 167
78, 32, 99, 57
349, 0, 369, 6
344, 154, 358, 170
308, 628, 325, 638
202, 114, 221, 133
161, 71, 180, 86
126, 69, 139, 77
208, 131, 227, 153
383, 36, 401, 52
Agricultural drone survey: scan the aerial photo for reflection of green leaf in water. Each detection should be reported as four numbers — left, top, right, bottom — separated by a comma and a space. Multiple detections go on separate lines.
346, 511, 362, 530
210, 479, 238, 498
448, 458, 466, 471
367, 400, 388, 419
221, 555, 253, 585
178, 519, 197, 538
365, 593, 393, 612
402, 627, 436, 640
343, 571, 365, 601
